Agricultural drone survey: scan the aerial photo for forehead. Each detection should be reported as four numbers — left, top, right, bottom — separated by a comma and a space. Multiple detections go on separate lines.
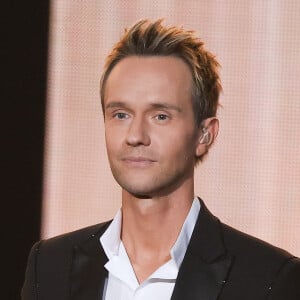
104, 55, 193, 106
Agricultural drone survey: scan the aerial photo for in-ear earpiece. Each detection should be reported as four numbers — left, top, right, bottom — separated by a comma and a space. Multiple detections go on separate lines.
199, 128, 210, 144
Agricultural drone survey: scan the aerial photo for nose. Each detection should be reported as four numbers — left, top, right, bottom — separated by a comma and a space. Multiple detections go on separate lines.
126, 116, 150, 146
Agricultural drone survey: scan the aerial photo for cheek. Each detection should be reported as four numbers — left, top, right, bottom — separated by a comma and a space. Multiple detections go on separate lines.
154, 128, 197, 159
105, 127, 120, 154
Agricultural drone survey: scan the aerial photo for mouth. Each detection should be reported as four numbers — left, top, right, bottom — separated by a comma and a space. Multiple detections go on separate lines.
121, 156, 156, 167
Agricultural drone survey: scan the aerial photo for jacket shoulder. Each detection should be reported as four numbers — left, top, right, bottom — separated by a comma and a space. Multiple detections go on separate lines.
21, 221, 111, 300
219, 222, 300, 298
38, 220, 112, 251
221, 222, 293, 259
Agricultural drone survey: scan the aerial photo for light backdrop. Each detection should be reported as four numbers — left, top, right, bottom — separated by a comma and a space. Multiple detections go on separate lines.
42, 0, 300, 256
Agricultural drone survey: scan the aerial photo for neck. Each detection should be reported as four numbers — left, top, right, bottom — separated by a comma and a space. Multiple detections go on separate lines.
120, 177, 194, 282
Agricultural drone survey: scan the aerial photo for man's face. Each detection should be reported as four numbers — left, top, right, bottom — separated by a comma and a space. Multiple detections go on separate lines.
104, 56, 204, 197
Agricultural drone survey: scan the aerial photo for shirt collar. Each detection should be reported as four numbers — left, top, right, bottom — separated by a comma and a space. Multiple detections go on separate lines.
100, 209, 122, 260
170, 198, 200, 268
100, 197, 201, 268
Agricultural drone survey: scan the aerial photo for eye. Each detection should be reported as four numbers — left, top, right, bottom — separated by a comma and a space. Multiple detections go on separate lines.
113, 112, 128, 120
155, 114, 169, 121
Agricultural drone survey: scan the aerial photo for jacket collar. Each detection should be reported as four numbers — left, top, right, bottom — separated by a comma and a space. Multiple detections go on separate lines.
171, 198, 233, 300
70, 221, 111, 300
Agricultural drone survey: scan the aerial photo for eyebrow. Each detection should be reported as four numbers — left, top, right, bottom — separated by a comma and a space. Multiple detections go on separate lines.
149, 102, 182, 112
105, 101, 182, 112
105, 101, 128, 110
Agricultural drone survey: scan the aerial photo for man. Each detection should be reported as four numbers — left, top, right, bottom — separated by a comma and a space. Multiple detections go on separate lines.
22, 19, 300, 300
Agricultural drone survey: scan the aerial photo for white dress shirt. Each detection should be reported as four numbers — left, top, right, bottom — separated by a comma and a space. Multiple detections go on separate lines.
100, 198, 201, 300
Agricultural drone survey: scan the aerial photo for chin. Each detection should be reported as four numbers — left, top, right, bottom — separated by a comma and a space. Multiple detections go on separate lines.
120, 180, 181, 199
121, 183, 155, 198
112, 164, 193, 198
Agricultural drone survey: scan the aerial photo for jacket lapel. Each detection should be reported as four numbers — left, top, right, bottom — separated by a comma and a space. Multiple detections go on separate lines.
70, 222, 111, 300
171, 199, 233, 300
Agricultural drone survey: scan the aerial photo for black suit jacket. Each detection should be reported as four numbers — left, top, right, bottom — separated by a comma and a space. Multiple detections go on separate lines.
22, 199, 300, 299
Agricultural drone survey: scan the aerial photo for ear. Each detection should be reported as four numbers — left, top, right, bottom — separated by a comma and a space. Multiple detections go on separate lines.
195, 117, 219, 157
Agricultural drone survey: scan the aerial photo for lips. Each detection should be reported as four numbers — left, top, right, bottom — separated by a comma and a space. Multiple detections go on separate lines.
123, 156, 155, 162
121, 156, 156, 167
